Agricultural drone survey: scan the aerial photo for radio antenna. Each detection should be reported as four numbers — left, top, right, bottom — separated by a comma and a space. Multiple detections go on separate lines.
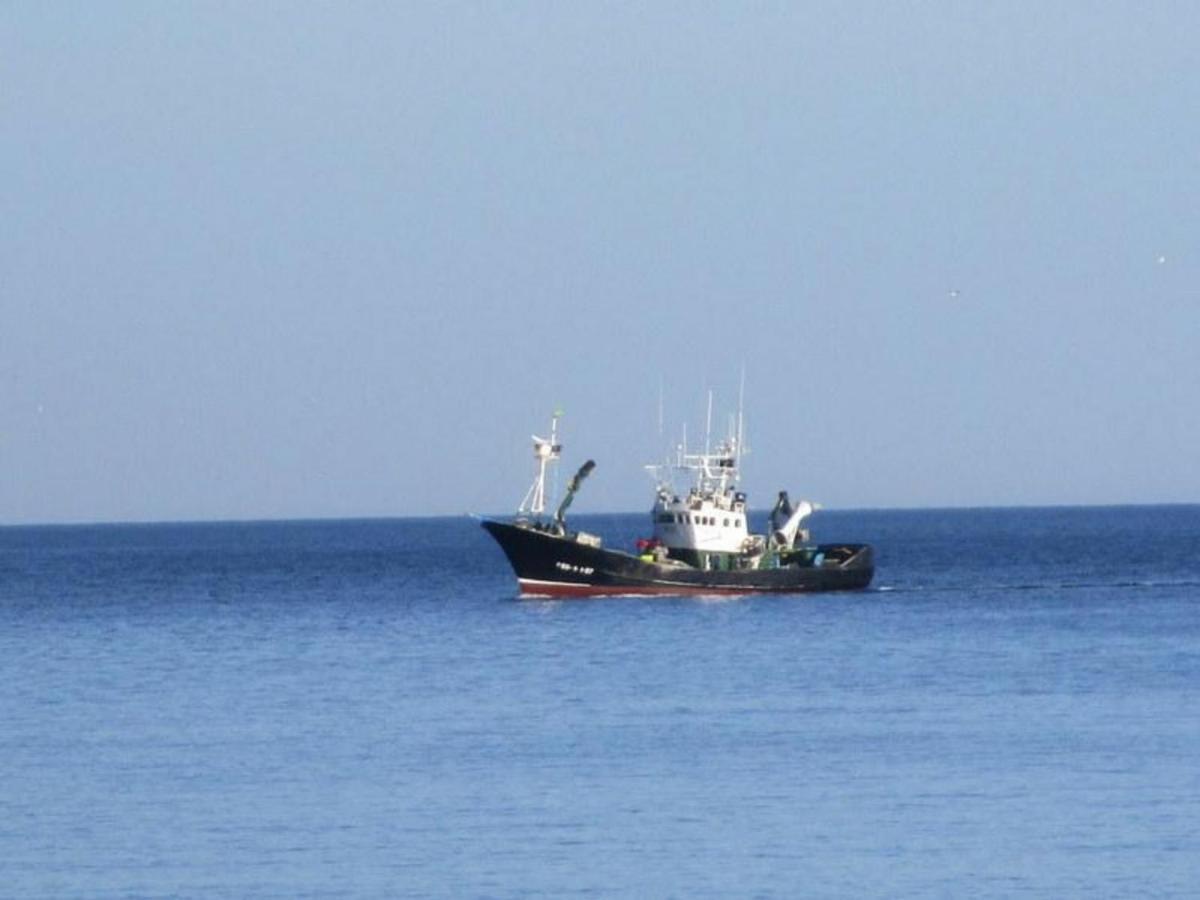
737, 366, 746, 467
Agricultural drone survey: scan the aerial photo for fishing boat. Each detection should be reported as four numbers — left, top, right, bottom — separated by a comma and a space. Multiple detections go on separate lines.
481, 408, 874, 598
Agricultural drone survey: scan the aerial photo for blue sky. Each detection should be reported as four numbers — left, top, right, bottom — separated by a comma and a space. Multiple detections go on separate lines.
3, 2, 1198, 523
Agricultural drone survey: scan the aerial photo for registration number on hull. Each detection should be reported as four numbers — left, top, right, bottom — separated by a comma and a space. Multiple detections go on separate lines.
556, 561, 595, 576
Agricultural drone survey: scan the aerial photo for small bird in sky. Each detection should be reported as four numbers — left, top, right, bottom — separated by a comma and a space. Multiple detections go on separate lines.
948, 288, 961, 299
1156, 254, 1167, 265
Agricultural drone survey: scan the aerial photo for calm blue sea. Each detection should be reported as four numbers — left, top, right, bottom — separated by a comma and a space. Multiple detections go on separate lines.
2, 506, 1198, 898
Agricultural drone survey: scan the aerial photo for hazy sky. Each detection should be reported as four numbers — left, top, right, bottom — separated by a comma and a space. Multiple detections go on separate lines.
3, 2, 1198, 524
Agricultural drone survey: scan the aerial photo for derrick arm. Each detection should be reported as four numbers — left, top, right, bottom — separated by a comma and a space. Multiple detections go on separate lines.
555, 460, 596, 528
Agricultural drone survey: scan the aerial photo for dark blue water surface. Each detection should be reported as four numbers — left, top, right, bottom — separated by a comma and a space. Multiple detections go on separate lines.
2, 507, 1198, 897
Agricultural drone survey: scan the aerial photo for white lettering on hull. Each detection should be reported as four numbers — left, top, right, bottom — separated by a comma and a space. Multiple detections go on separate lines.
556, 561, 595, 575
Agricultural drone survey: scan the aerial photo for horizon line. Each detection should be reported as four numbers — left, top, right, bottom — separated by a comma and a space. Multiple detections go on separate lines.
3, 500, 1198, 530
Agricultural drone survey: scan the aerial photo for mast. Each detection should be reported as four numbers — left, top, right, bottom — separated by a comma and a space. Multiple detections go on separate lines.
518, 411, 562, 518
736, 366, 745, 470
645, 378, 748, 503
705, 389, 713, 457
657, 376, 664, 439
702, 389, 713, 488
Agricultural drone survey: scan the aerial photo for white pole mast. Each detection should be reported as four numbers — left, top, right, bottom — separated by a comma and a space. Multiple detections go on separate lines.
520, 410, 562, 518
549, 408, 562, 513
657, 376, 664, 439
705, 388, 713, 456
736, 366, 745, 471
702, 388, 714, 488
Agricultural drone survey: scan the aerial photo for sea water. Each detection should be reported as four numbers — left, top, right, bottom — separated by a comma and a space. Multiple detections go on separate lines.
1, 507, 1198, 897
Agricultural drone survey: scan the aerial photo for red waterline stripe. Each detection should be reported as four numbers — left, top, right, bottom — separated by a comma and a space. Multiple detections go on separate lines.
517, 579, 766, 598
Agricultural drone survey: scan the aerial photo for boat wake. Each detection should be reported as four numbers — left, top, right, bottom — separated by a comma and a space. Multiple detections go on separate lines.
870, 578, 1200, 596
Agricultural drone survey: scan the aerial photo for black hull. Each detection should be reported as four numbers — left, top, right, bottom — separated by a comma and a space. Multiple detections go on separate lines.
481, 520, 874, 597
